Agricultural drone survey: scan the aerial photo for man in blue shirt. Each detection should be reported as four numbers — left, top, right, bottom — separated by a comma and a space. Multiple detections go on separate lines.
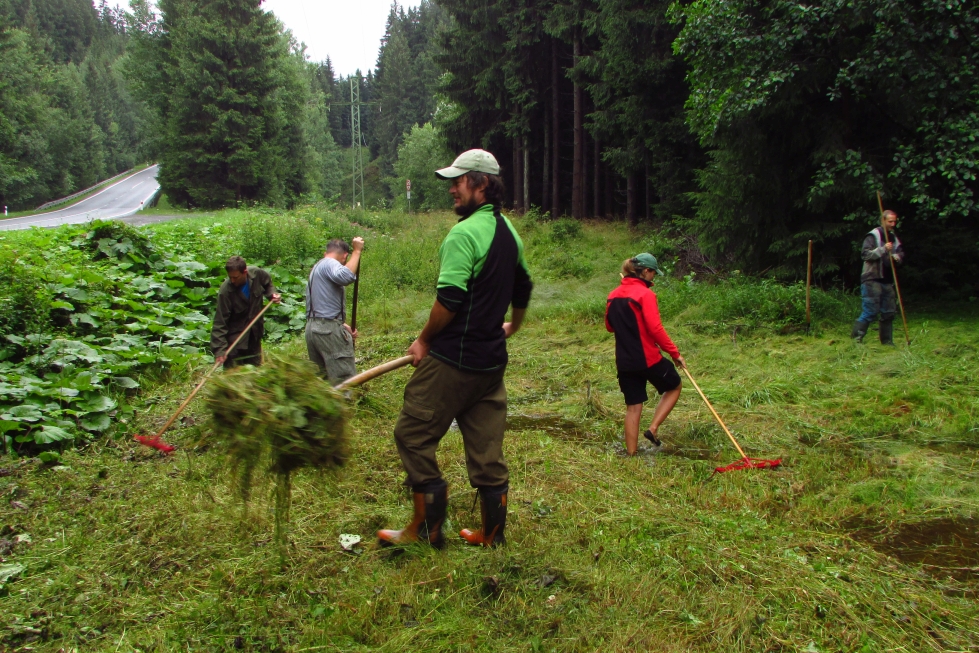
305, 237, 364, 383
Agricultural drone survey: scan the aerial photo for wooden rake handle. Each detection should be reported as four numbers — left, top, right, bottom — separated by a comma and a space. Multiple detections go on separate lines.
335, 355, 414, 390
680, 366, 749, 461
876, 191, 910, 346
152, 301, 276, 439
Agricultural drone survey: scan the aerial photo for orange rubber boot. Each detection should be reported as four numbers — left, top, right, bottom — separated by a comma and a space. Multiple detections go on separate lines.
459, 488, 507, 547
378, 483, 447, 549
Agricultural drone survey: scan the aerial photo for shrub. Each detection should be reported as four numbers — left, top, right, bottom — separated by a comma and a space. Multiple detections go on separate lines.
0, 254, 50, 340
238, 212, 327, 268
551, 218, 583, 241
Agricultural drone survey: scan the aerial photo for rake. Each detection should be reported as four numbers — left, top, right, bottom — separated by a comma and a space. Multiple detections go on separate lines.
680, 366, 782, 474
134, 301, 275, 453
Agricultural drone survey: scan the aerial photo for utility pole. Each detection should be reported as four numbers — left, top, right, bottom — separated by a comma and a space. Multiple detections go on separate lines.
350, 77, 365, 210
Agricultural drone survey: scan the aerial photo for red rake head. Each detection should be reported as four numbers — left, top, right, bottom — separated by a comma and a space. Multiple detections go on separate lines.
133, 434, 176, 454
714, 457, 782, 474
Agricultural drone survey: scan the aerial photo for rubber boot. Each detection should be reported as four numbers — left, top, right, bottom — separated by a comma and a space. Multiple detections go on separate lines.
460, 486, 507, 547
879, 318, 895, 346
377, 481, 447, 549
851, 319, 870, 343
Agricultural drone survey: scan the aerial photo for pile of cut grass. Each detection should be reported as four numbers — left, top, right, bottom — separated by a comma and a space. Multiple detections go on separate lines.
206, 355, 349, 547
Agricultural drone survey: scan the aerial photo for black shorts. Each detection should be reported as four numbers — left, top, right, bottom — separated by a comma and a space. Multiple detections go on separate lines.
617, 357, 681, 405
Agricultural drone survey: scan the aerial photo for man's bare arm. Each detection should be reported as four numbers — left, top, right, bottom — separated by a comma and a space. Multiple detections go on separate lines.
502, 307, 526, 338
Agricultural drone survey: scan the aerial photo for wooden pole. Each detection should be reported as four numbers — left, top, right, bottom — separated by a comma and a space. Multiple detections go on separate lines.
335, 355, 413, 391
681, 367, 748, 461
150, 301, 275, 439
876, 191, 910, 346
805, 239, 813, 328
350, 259, 360, 350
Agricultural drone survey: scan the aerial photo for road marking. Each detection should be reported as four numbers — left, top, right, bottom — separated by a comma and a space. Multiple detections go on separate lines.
0, 166, 160, 231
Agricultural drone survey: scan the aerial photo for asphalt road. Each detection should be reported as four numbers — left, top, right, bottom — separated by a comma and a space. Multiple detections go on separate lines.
0, 165, 161, 232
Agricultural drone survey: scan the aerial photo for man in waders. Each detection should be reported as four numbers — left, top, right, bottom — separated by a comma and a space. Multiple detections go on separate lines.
378, 149, 533, 549
852, 210, 904, 345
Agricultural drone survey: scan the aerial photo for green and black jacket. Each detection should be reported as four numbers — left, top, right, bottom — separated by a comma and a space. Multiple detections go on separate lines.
430, 203, 533, 372
210, 267, 277, 357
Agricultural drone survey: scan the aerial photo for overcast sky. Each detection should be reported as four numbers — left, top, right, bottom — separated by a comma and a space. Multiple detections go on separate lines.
262, 0, 420, 77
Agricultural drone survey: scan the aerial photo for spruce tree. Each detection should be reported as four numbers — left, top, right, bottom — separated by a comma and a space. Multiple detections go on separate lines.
158, 0, 300, 208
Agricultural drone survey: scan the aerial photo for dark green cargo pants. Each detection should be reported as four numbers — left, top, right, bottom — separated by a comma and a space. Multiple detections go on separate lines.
394, 355, 508, 490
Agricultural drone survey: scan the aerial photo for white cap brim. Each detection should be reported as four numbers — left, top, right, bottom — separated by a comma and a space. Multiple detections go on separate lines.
435, 166, 468, 179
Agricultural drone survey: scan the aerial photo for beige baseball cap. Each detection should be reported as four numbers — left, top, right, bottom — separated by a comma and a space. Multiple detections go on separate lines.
435, 149, 500, 179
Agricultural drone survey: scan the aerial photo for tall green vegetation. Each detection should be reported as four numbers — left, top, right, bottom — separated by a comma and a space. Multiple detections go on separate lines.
126, 0, 345, 209
369, 1, 448, 176
433, 0, 700, 224
389, 123, 453, 212
0, 0, 149, 211
429, 0, 979, 294
672, 0, 979, 290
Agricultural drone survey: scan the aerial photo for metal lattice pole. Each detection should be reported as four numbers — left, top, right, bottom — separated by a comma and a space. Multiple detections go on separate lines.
350, 78, 365, 210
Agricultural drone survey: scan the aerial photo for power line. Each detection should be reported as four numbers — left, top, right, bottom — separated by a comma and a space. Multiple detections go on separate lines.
350, 77, 365, 210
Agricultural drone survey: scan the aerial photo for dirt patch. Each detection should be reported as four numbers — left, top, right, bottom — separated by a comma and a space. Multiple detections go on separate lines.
923, 440, 979, 454
847, 517, 979, 583
506, 414, 590, 441
658, 442, 720, 461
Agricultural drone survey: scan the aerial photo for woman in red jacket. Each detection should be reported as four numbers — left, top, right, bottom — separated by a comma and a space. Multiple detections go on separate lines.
605, 253, 685, 455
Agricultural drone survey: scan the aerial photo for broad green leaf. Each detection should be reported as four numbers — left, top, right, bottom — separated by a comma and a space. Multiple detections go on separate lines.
50, 300, 75, 310
111, 377, 140, 389
35, 425, 74, 443
38, 451, 61, 463
76, 395, 117, 413
80, 412, 112, 432
4, 405, 43, 421
0, 564, 25, 583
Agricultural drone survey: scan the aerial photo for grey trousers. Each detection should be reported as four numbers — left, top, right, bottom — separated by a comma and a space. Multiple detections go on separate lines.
394, 355, 508, 490
305, 317, 355, 383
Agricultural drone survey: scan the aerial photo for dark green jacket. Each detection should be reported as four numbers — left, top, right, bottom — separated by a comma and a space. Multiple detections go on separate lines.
210, 267, 276, 357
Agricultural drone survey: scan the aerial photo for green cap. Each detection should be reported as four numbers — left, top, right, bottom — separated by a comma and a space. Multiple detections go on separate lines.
632, 253, 663, 274
435, 149, 500, 179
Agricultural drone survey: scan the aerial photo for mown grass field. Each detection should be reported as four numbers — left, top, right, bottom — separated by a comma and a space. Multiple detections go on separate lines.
1, 209, 978, 652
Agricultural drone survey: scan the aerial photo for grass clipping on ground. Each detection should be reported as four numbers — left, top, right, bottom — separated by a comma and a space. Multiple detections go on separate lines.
205, 355, 349, 547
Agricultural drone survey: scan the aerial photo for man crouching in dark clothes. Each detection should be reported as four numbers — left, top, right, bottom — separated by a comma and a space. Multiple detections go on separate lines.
377, 149, 533, 549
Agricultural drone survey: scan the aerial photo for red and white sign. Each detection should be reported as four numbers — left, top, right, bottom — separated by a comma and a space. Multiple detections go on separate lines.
406, 179, 411, 191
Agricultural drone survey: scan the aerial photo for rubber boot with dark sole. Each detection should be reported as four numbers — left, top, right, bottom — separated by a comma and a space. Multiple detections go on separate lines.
879, 318, 895, 346
851, 319, 870, 343
378, 481, 447, 549
460, 486, 507, 548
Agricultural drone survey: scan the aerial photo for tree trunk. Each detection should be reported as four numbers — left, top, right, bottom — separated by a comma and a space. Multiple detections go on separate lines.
551, 38, 560, 218
626, 171, 637, 227
645, 158, 651, 222
604, 160, 612, 219
543, 111, 550, 214
523, 144, 529, 211
593, 136, 601, 218
582, 125, 588, 218
572, 34, 584, 220
513, 136, 523, 211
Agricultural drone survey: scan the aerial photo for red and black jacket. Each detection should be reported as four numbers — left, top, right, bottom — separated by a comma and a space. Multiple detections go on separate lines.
605, 276, 680, 371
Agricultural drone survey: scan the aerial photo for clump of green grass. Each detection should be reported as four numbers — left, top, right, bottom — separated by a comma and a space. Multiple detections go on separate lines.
206, 356, 349, 548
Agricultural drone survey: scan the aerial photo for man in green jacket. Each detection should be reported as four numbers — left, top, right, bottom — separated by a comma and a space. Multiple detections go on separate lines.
211, 256, 281, 368
378, 149, 533, 550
